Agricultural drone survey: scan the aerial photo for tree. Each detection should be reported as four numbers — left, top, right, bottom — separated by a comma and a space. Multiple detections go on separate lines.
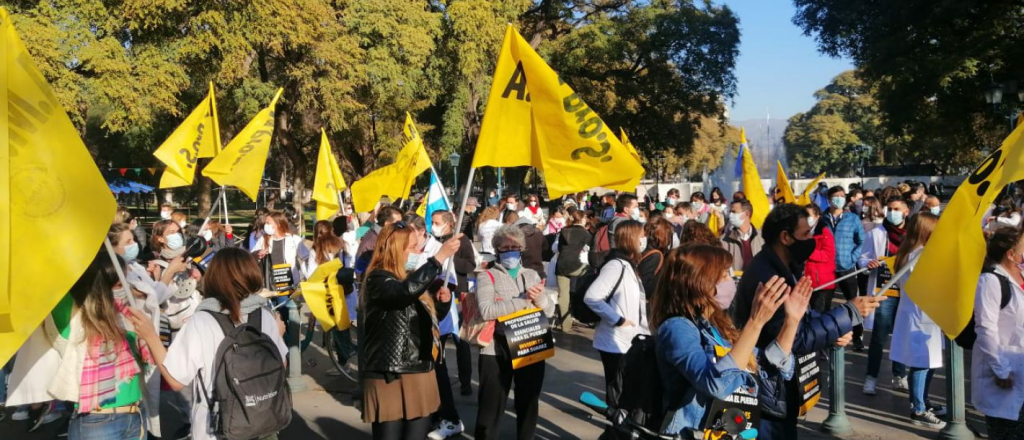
792, 0, 1012, 169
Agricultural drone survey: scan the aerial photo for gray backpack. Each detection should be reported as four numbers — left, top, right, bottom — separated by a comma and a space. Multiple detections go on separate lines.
198, 309, 292, 440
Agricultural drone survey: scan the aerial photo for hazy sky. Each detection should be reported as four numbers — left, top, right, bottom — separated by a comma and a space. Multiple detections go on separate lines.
722, 0, 854, 122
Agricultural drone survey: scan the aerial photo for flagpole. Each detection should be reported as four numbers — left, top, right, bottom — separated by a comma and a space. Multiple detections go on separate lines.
199, 187, 224, 233
102, 237, 141, 313
873, 254, 921, 296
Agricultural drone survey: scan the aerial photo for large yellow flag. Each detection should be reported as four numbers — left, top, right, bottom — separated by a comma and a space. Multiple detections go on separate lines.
739, 128, 770, 228
473, 25, 644, 198
299, 259, 350, 331
312, 128, 348, 220
350, 113, 432, 212
0, 8, 117, 366
775, 161, 796, 203
906, 123, 1024, 338
153, 82, 221, 188
796, 172, 825, 206
203, 88, 282, 201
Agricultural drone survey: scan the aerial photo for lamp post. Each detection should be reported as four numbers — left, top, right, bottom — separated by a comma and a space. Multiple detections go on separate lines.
448, 152, 461, 198
984, 79, 1024, 132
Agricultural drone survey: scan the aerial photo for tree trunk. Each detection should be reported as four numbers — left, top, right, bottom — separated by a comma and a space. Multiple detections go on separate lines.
274, 87, 310, 237
196, 162, 214, 218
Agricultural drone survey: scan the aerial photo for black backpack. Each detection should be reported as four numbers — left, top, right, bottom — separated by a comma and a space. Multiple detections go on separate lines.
955, 268, 1013, 349
198, 309, 292, 440
615, 334, 665, 435
571, 260, 626, 325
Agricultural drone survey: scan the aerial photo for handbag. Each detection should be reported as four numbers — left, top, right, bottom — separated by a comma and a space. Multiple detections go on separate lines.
459, 271, 499, 347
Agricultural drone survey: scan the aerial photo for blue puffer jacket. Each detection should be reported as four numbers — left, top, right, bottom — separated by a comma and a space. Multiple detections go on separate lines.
732, 248, 862, 419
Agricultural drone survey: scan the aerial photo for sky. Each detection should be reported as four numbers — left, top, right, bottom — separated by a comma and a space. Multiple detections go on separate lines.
722, 0, 853, 122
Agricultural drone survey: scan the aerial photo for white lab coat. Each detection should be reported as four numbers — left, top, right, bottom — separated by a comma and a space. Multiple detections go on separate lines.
890, 247, 944, 369
971, 265, 1024, 420
584, 258, 650, 354
857, 227, 890, 330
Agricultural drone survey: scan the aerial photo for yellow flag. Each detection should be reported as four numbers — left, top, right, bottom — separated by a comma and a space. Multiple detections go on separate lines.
473, 25, 644, 198
906, 123, 1024, 338
739, 128, 770, 228
350, 113, 432, 212
313, 128, 348, 220
153, 82, 221, 187
203, 88, 282, 201
298, 259, 350, 331
775, 161, 796, 203
796, 172, 825, 206
0, 8, 117, 366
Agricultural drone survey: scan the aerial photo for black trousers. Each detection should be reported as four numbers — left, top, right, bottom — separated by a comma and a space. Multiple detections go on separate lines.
598, 350, 627, 423
836, 269, 863, 343
371, 417, 432, 440
474, 338, 546, 440
435, 335, 465, 423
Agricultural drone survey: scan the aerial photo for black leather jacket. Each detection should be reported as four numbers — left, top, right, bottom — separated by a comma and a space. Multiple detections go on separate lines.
362, 257, 451, 377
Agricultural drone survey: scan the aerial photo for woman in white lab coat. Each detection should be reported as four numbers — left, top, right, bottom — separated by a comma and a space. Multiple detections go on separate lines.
889, 212, 945, 429
972, 226, 1024, 440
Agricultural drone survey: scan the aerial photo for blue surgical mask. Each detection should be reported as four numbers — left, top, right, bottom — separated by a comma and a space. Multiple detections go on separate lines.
498, 250, 522, 269
122, 242, 140, 262
831, 197, 845, 208
930, 206, 941, 216
405, 253, 421, 271
886, 210, 905, 226
166, 233, 184, 250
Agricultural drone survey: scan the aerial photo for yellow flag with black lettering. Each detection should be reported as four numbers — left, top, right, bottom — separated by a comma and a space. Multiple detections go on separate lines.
299, 259, 350, 331
153, 82, 221, 188
473, 25, 643, 198
0, 8, 117, 366
313, 128, 348, 220
203, 88, 282, 201
775, 161, 796, 203
350, 113, 432, 212
906, 123, 1024, 338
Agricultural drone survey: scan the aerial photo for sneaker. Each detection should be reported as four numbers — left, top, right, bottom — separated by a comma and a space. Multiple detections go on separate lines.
893, 376, 909, 392
929, 405, 948, 417
862, 376, 877, 396
12, 406, 29, 421
428, 419, 464, 439
910, 410, 946, 429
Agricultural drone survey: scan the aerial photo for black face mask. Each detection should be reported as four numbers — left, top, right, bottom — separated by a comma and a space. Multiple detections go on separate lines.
789, 236, 817, 264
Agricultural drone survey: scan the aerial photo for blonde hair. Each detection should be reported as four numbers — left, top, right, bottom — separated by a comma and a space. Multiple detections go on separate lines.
362, 223, 436, 317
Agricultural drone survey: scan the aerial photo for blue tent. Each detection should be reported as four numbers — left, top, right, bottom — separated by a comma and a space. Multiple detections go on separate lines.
108, 179, 155, 194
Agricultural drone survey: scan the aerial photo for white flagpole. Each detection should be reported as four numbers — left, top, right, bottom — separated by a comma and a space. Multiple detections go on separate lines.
199, 187, 224, 233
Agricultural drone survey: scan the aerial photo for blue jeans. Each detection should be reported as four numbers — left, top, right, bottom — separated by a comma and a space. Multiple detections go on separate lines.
908, 367, 936, 413
867, 295, 907, 378
69, 412, 144, 440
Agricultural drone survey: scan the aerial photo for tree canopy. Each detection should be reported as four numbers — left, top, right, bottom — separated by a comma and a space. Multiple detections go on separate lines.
7, 0, 743, 216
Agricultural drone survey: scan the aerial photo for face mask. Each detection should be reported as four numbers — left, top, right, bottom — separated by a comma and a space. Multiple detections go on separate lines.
639, 237, 648, 250
665, 198, 676, 206
715, 278, 737, 310
630, 210, 641, 221
160, 210, 172, 220
166, 233, 184, 250
552, 218, 566, 227
789, 236, 816, 264
728, 212, 745, 228
178, 220, 186, 229
831, 197, 845, 208
498, 250, 522, 269
664, 212, 674, 220
692, 202, 703, 210
122, 242, 140, 262
529, 201, 538, 207
431, 224, 449, 239
264, 223, 277, 236
639, 217, 648, 224
930, 207, 941, 216
873, 218, 885, 224
807, 216, 818, 229
886, 210, 905, 225
507, 203, 517, 211
201, 230, 213, 241
405, 253, 421, 271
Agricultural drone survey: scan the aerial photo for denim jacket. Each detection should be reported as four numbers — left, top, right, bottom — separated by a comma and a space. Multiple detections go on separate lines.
656, 316, 795, 436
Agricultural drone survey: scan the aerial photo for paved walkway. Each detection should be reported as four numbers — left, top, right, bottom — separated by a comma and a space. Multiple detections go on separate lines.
1, 317, 987, 440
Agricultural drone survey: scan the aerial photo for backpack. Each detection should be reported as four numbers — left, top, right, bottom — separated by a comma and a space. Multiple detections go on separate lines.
955, 268, 1013, 349
198, 309, 292, 440
615, 334, 665, 435
588, 224, 613, 268
571, 259, 626, 325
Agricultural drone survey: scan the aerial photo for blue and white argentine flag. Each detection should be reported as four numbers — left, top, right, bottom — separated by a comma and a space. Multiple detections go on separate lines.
422, 171, 461, 335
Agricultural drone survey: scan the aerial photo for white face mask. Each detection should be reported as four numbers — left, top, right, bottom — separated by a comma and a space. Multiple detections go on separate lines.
529, 201, 538, 207
507, 202, 517, 211
664, 212, 674, 219
178, 220, 187, 228
807, 216, 818, 229
264, 223, 277, 236
873, 217, 884, 224
201, 230, 213, 241
552, 218, 566, 227
160, 210, 173, 220
639, 237, 648, 250
431, 224, 448, 238
729, 212, 745, 228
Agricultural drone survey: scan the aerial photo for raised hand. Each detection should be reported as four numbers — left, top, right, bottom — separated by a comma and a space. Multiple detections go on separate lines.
750, 276, 790, 327
785, 276, 813, 321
